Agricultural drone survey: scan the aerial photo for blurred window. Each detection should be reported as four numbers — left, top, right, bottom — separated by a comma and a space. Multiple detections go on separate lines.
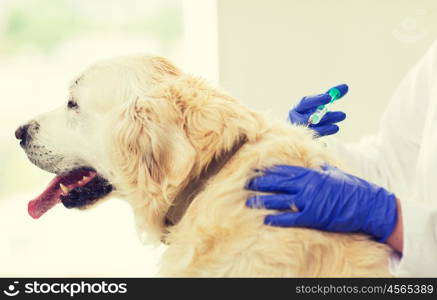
0, 0, 183, 276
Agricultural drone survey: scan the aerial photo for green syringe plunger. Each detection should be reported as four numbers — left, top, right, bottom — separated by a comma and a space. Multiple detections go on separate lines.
308, 84, 348, 125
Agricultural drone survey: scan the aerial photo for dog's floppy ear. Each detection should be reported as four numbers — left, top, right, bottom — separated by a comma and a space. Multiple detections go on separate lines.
112, 95, 195, 201
109, 57, 191, 243
111, 94, 196, 243
161, 76, 263, 171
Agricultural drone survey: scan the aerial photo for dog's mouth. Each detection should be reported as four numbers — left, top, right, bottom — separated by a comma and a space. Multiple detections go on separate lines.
28, 167, 113, 219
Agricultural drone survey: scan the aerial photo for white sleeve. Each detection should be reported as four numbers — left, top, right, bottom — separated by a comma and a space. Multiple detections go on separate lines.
394, 203, 437, 277
327, 39, 437, 199
327, 40, 437, 277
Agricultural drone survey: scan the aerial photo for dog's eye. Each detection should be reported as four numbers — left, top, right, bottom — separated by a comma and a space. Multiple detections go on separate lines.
67, 100, 79, 110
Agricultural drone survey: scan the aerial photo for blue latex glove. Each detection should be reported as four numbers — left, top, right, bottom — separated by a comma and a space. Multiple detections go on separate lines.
246, 165, 398, 242
289, 84, 348, 136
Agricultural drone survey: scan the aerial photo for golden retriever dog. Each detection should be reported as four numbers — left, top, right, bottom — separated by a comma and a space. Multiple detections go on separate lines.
16, 55, 391, 277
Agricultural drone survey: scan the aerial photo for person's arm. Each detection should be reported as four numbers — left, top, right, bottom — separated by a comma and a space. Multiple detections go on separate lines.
394, 202, 437, 277
269, 40, 437, 276
386, 198, 403, 253
246, 164, 437, 276
246, 164, 398, 243
329, 41, 437, 276
288, 84, 347, 137
326, 40, 437, 196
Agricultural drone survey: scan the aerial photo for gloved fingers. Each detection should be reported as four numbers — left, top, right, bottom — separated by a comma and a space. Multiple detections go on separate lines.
264, 212, 306, 227
263, 165, 311, 177
326, 84, 349, 98
313, 124, 339, 136
315, 111, 346, 126
246, 173, 300, 193
288, 110, 308, 125
320, 164, 340, 172
246, 194, 301, 210
294, 94, 331, 113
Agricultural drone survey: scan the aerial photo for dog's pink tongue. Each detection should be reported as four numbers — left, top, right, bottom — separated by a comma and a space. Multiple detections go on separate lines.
28, 176, 63, 219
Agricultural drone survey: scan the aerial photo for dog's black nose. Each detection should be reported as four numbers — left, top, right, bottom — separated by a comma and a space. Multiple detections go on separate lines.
15, 125, 29, 143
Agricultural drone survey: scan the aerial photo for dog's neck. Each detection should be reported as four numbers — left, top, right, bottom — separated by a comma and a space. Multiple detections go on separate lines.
163, 137, 247, 237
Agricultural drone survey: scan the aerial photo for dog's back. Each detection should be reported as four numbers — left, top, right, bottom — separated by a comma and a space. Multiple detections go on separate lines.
159, 119, 392, 277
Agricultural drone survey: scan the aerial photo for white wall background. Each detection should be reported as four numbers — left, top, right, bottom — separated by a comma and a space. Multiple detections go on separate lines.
188, 0, 437, 142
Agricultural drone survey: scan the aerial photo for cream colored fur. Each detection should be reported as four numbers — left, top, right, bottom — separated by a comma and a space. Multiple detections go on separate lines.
105, 56, 392, 277
24, 54, 391, 276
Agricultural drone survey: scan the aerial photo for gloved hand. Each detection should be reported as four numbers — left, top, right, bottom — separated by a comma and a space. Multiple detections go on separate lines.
289, 84, 348, 136
246, 164, 398, 242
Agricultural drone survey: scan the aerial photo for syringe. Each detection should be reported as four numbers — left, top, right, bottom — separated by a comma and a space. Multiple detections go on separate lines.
307, 84, 348, 125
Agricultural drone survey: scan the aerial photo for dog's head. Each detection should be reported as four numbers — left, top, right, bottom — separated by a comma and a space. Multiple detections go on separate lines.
16, 55, 261, 241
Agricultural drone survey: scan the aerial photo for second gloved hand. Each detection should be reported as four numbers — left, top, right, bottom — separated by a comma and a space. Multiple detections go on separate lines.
246, 164, 398, 242
289, 84, 348, 136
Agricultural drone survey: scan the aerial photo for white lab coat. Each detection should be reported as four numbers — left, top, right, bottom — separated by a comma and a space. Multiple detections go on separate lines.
328, 39, 437, 277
